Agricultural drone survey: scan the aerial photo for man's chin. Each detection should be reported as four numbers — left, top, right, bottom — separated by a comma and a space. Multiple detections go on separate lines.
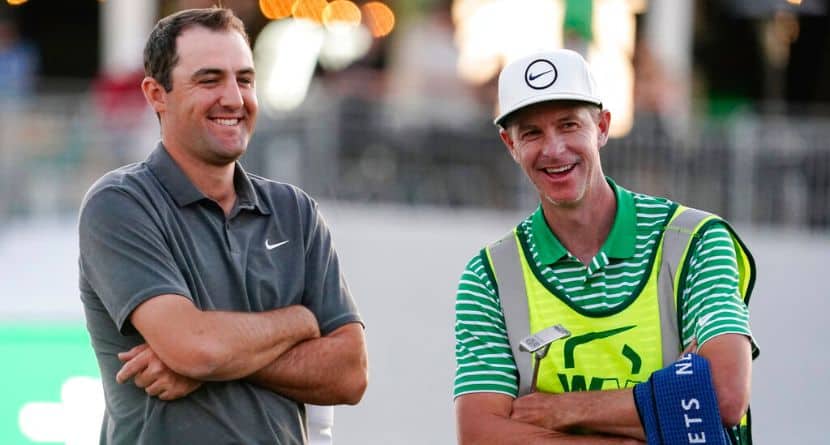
543, 193, 583, 209
207, 139, 248, 164
206, 147, 246, 166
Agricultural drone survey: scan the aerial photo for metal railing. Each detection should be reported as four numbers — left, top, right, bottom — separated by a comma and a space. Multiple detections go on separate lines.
1, 91, 828, 230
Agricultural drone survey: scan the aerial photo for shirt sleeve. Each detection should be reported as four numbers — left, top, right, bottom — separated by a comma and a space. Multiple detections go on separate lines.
679, 221, 755, 351
453, 251, 519, 399
79, 186, 190, 334
300, 196, 362, 335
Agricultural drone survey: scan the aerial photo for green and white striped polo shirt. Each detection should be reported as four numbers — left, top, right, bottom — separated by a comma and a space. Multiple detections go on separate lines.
453, 179, 754, 398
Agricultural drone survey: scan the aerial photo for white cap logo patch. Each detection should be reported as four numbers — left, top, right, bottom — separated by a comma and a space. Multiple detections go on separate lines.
525, 59, 558, 90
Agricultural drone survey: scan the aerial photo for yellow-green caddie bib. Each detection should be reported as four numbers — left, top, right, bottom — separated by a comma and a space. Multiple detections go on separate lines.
519, 225, 664, 393
486, 204, 756, 443
506, 205, 755, 394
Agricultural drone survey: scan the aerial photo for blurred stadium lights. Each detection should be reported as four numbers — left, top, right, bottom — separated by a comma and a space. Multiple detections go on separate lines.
590, 0, 638, 137
254, 19, 325, 112
258, 0, 396, 35
319, 23, 372, 70
255, 0, 394, 112
259, 0, 294, 19
323, 0, 362, 27
454, 0, 564, 86
452, 0, 638, 137
291, 0, 328, 23
361, 1, 395, 37
5, 0, 28, 5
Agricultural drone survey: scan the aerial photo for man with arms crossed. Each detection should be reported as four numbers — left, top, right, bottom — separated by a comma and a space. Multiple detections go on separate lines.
79, 8, 367, 444
454, 50, 757, 444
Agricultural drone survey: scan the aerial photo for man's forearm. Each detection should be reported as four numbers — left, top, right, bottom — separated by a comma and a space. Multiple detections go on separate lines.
246, 322, 367, 405
131, 296, 321, 381
464, 413, 642, 445
196, 305, 321, 380
511, 389, 645, 440
457, 394, 643, 445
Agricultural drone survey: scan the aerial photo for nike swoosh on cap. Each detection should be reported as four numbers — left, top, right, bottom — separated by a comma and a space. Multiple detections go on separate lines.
528, 69, 554, 81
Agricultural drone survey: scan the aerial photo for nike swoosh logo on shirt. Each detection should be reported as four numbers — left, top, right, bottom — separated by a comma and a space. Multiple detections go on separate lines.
265, 239, 289, 250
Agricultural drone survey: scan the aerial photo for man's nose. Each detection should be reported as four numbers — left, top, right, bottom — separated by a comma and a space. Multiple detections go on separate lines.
219, 81, 244, 109
541, 134, 565, 156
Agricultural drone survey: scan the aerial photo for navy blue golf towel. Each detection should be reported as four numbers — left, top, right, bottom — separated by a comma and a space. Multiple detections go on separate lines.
634, 353, 728, 444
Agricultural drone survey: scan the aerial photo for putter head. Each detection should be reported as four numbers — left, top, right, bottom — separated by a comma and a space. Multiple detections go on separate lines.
519, 324, 571, 358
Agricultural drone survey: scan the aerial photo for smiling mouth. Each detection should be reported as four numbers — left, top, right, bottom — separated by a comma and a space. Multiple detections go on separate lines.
544, 164, 576, 175
211, 118, 241, 127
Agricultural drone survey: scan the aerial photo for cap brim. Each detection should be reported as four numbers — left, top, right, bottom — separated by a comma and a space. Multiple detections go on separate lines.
494, 93, 602, 126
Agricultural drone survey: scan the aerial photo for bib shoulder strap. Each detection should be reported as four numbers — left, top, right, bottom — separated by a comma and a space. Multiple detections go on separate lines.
658, 206, 714, 366
487, 231, 533, 396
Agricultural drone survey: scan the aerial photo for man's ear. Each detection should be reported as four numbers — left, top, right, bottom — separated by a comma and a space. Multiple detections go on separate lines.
141, 76, 167, 114
597, 109, 612, 148
499, 127, 520, 163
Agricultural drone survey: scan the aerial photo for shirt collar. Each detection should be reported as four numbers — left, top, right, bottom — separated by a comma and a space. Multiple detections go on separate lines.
604, 177, 636, 259
146, 142, 270, 215
233, 163, 271, 215
531, 177, 636, 265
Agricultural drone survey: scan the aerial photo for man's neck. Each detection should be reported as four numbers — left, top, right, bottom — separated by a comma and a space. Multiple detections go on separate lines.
541, 182, 617, 266
164, 144, 237, 215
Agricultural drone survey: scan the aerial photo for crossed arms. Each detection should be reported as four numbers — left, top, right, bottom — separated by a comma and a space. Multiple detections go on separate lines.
117, 293, 368, 404
455, 333, 751, 444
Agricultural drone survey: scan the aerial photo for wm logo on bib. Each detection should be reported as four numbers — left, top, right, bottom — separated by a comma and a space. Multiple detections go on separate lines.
546, 326, 649, 392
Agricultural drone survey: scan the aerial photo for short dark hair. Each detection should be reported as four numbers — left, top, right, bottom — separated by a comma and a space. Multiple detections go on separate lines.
143, 7, 249, 92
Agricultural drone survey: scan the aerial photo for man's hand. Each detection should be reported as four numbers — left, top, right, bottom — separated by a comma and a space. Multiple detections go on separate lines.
117, 343, 202, 401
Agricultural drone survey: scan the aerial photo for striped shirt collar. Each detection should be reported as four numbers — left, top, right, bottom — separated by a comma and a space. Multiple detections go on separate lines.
530, 177, 636, 265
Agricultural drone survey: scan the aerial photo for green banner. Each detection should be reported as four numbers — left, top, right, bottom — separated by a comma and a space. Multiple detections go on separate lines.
0, 323, 101, 445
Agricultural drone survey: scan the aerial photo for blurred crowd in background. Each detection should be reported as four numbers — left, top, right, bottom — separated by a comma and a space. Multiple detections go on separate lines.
0, 0, 828, 229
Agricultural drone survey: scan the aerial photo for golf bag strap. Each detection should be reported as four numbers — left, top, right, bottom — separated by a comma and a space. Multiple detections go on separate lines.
657, 207, 713, 366
488, 231, 533, 396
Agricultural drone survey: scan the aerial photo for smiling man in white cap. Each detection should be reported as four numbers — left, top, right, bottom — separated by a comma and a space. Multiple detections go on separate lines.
453, 49, 758, 444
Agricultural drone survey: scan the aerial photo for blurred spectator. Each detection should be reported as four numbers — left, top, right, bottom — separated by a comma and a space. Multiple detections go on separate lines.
0, 15, 39, 219
387, 0, 480, 129
0, 16, 38, 99
632, 40, 685, 119
91, 67, 156, 164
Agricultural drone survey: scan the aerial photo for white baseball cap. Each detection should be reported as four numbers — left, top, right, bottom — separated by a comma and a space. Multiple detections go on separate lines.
494, 49, 602, 126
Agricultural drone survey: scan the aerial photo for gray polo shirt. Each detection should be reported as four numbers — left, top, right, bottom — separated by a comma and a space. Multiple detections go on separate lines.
79, 143, 362, 445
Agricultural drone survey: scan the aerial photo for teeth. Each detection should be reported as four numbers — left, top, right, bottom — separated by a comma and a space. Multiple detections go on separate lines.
214, 118, 239, 126
545, 165, 573, 174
